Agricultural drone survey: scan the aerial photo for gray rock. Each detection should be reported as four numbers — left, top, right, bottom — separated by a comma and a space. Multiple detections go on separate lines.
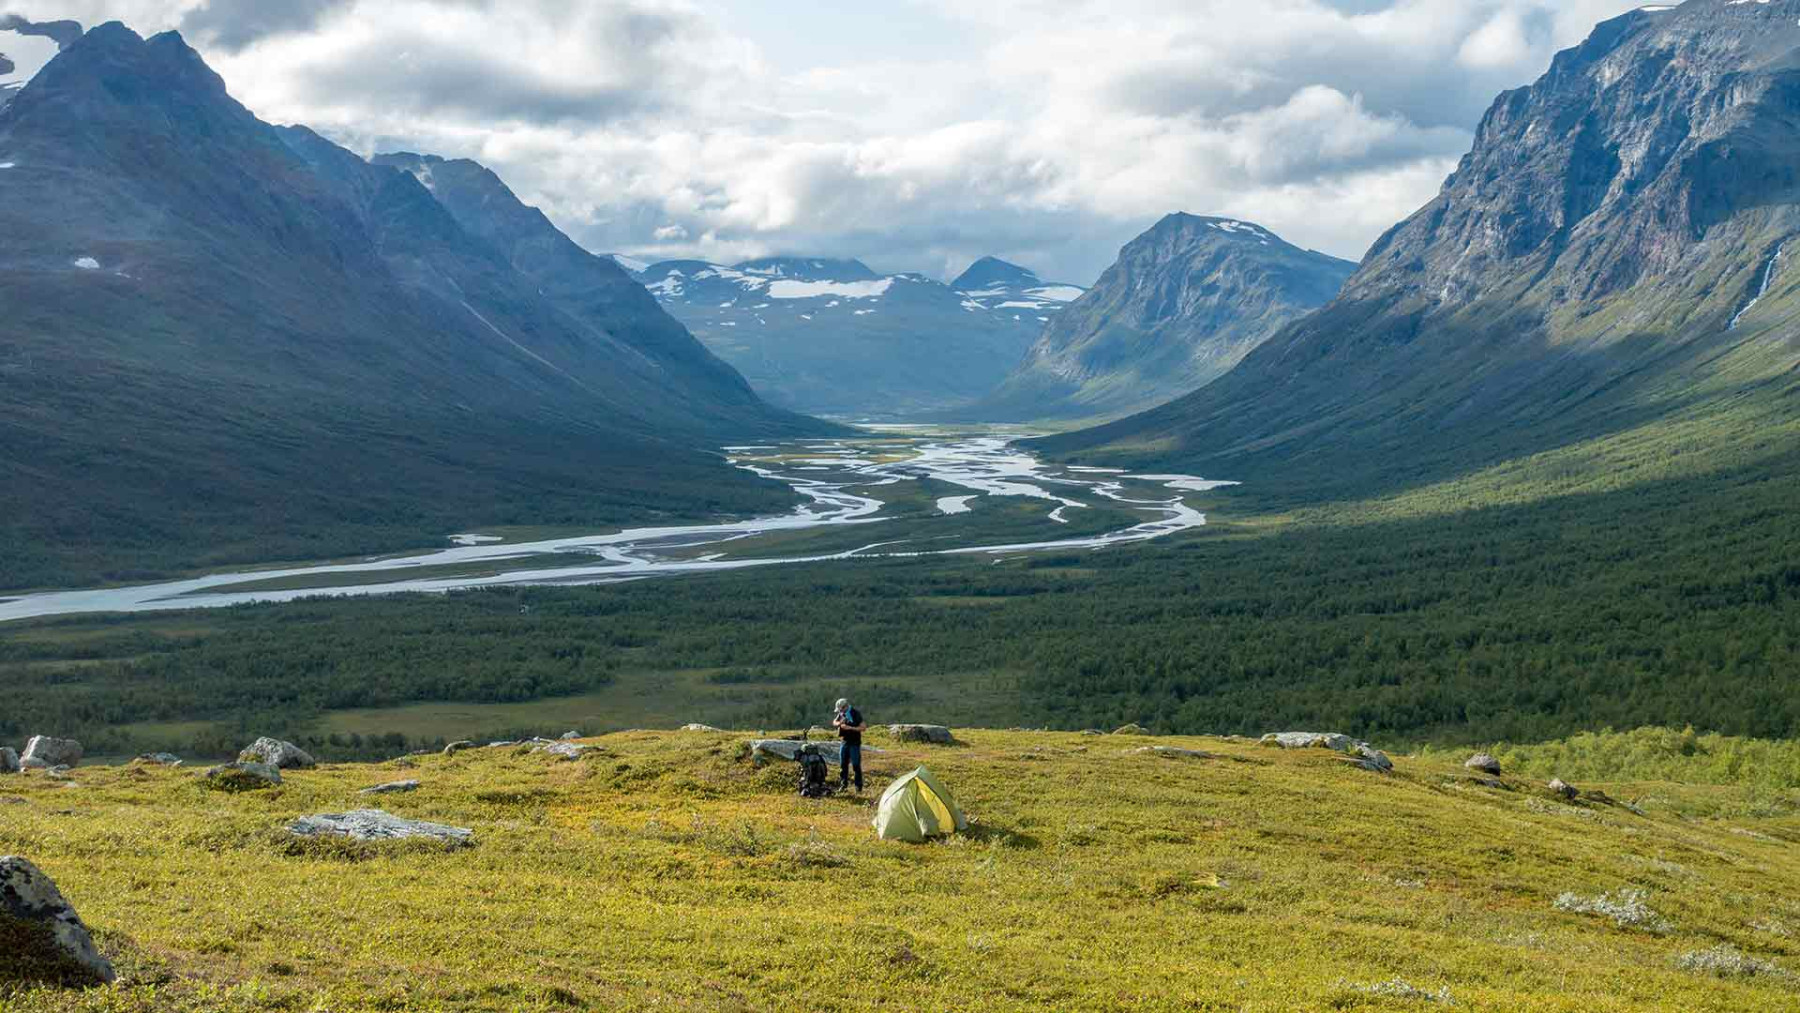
560, 731, 582, 741
1262, 732, 1356, 752
287, 809, 473, 847
1133, 746, 1219, 760
134, 752, 182, 767
1112, 723, 1151, 736
1079, 729, 1105, 736
238, 737, 316, 770
888, 724, 955, 744
0, 857, 116, 985
360, 780, 421, 795
535, 742, 596, 761
486, 741, 518, 749
0, 748, 17, 774
1549, 778, 1579, 800
443, 741, 475, 756
680, 724, 724, 732
1353, 745, 1395, 773
1465, 753, 1503, 776
203, 761, 282, 791
45, 766, 74, 781
21, 737, 82, 769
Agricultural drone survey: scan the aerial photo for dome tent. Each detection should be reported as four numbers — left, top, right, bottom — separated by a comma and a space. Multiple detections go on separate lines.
872, 766, 967, 842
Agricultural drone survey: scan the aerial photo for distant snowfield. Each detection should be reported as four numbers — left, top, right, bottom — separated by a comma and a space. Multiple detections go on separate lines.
0, 434, 1236, 622
767, 278, 893, 300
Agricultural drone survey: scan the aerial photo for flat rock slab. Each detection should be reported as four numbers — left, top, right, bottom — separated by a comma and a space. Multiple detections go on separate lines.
288, 809, 473, 847
134, 753, 182, 767
533, 742, 598, 761
239, 737, 316, 770
21, 737, 82, 769
1133, 746, 1220, 760
680, 724, 724, 732
0, 856, 116, 985
360, 780, 421, 795
888, 724, 955, 744
1262, 732, 1393, 774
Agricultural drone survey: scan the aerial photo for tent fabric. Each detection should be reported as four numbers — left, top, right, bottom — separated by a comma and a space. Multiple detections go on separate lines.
872, 766, 968, 842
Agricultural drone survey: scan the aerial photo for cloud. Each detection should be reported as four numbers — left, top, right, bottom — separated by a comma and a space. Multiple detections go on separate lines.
1, 0, 1648, 283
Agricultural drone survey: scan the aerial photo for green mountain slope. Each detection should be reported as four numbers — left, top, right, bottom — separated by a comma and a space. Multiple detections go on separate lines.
0, 24, 829, 591
971, 214, 1355, 423
1034, 2, 1800, 496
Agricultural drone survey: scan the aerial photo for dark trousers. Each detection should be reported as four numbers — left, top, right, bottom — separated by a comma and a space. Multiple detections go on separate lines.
839, 742, 863, 790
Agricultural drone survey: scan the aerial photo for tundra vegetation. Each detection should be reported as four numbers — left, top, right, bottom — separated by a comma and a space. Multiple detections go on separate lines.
0, 729, 1795, 1011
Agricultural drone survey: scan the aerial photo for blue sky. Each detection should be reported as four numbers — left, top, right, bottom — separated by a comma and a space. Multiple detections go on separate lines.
4, 0, 1647, 283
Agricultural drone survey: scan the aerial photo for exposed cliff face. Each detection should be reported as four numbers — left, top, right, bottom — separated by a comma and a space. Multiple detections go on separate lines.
1037, 1, 1800, 486
969, 215, 1353, 422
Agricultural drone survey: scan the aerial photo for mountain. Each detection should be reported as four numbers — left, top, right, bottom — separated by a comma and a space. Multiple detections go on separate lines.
636, 255, 1082, 417
1037, 0, 1800, 491
951, 255, 1087, 312
969, 215, 1355, 422
0, 23, 830, 590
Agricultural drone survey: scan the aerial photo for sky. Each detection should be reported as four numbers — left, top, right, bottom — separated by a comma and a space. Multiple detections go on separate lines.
1, 0, 1649, 284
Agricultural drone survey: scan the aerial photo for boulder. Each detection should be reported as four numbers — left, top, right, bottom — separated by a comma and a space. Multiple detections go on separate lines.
133, 753, 182, 767
238, 737, 316, 770
560, 731, 582, 741
1112, 724, 1151, 736
888, 724, 955, 744
360, 780, 421, 795
1353, 745, 1395, 773
20, 737, 81, 769
1549, 778, 1579, 800
680, 724, 724, 733
1465, 753, 1503, 776
0, 748, 17, 774
0, 857, 116, 985
203, 761, 282, 791
443, 741, 475, 756
287, 810, 473, 848
1079, 729, 1105, 736
749, 739, 880, 765
535, 742, 596, 761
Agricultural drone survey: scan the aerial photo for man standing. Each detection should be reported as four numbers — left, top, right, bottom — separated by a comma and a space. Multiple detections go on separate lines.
833, 697, 866, 792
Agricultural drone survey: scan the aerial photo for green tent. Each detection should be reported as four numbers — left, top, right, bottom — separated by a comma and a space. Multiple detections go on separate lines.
872, 766, 967, 842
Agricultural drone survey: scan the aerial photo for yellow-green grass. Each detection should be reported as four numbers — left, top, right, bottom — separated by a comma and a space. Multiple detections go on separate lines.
2, 730, 1796, 1011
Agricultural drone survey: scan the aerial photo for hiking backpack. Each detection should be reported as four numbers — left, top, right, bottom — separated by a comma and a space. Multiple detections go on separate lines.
796, 744, 833, 798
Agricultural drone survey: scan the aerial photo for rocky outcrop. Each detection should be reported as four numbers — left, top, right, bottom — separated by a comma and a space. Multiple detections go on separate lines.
443, 741, 475, 756
1112, 724, 1151, 736
238, 738, 316, 770
21, 737, 81, 769
1262, 732, 1392, 773
203, 761, 281, 791
1133, 746, 1219, 760
534, 742, 597, 761
1465, 754, 1503, 776
1549, 779, 1580, 801
288, 810, 473, 848
133, 753, 181, 766
360, 780, 421, 795
749, 740, 880, 765
0, 857, 116, 985
680, 724, 724, 733
888, 724, 955, 744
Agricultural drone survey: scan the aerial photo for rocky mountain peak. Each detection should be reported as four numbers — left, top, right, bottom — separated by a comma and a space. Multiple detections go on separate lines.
952, 256, 1042, 292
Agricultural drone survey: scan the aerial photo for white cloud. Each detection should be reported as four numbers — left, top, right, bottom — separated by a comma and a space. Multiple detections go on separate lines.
3, 0, 1647, 282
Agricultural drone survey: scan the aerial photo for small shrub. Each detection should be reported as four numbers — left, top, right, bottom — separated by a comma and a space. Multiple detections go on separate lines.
1553, 889, 1672, 933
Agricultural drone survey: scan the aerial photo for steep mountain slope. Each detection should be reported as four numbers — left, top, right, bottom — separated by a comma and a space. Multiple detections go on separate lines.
971, 215, 1355, 422
637, 256, 1081, 417
1038, 1, 1800, 492
0, 23, 825, 590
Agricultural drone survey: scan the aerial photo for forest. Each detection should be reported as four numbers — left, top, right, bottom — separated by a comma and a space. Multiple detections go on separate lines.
6, 420, 1800, 762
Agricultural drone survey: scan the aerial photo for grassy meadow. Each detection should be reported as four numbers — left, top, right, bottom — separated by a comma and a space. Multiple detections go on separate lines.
1, 728, 1797, 1011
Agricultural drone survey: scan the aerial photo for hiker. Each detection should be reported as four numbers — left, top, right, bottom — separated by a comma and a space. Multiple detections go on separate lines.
833, 697, 866, 792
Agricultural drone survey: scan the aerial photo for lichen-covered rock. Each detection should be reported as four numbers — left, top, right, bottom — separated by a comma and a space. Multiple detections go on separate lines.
1112, 724, 1151, 736
1549, 779, 1580, 800
238, 737, 316, 770
288, 809, 473, 847
443, 741, 475, 756
888, 724, 955, 744
360, 780, 421, 795
1465, 754, 1503, 776
680, 724, 724, 733
533, 742, 597, 761
0, 748, 18, 774
1353, 745, 1395, 773
0, 856, 116, 985
21, 737, 81, 769
203, 761, 282, 791
560, 731, 582, 741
